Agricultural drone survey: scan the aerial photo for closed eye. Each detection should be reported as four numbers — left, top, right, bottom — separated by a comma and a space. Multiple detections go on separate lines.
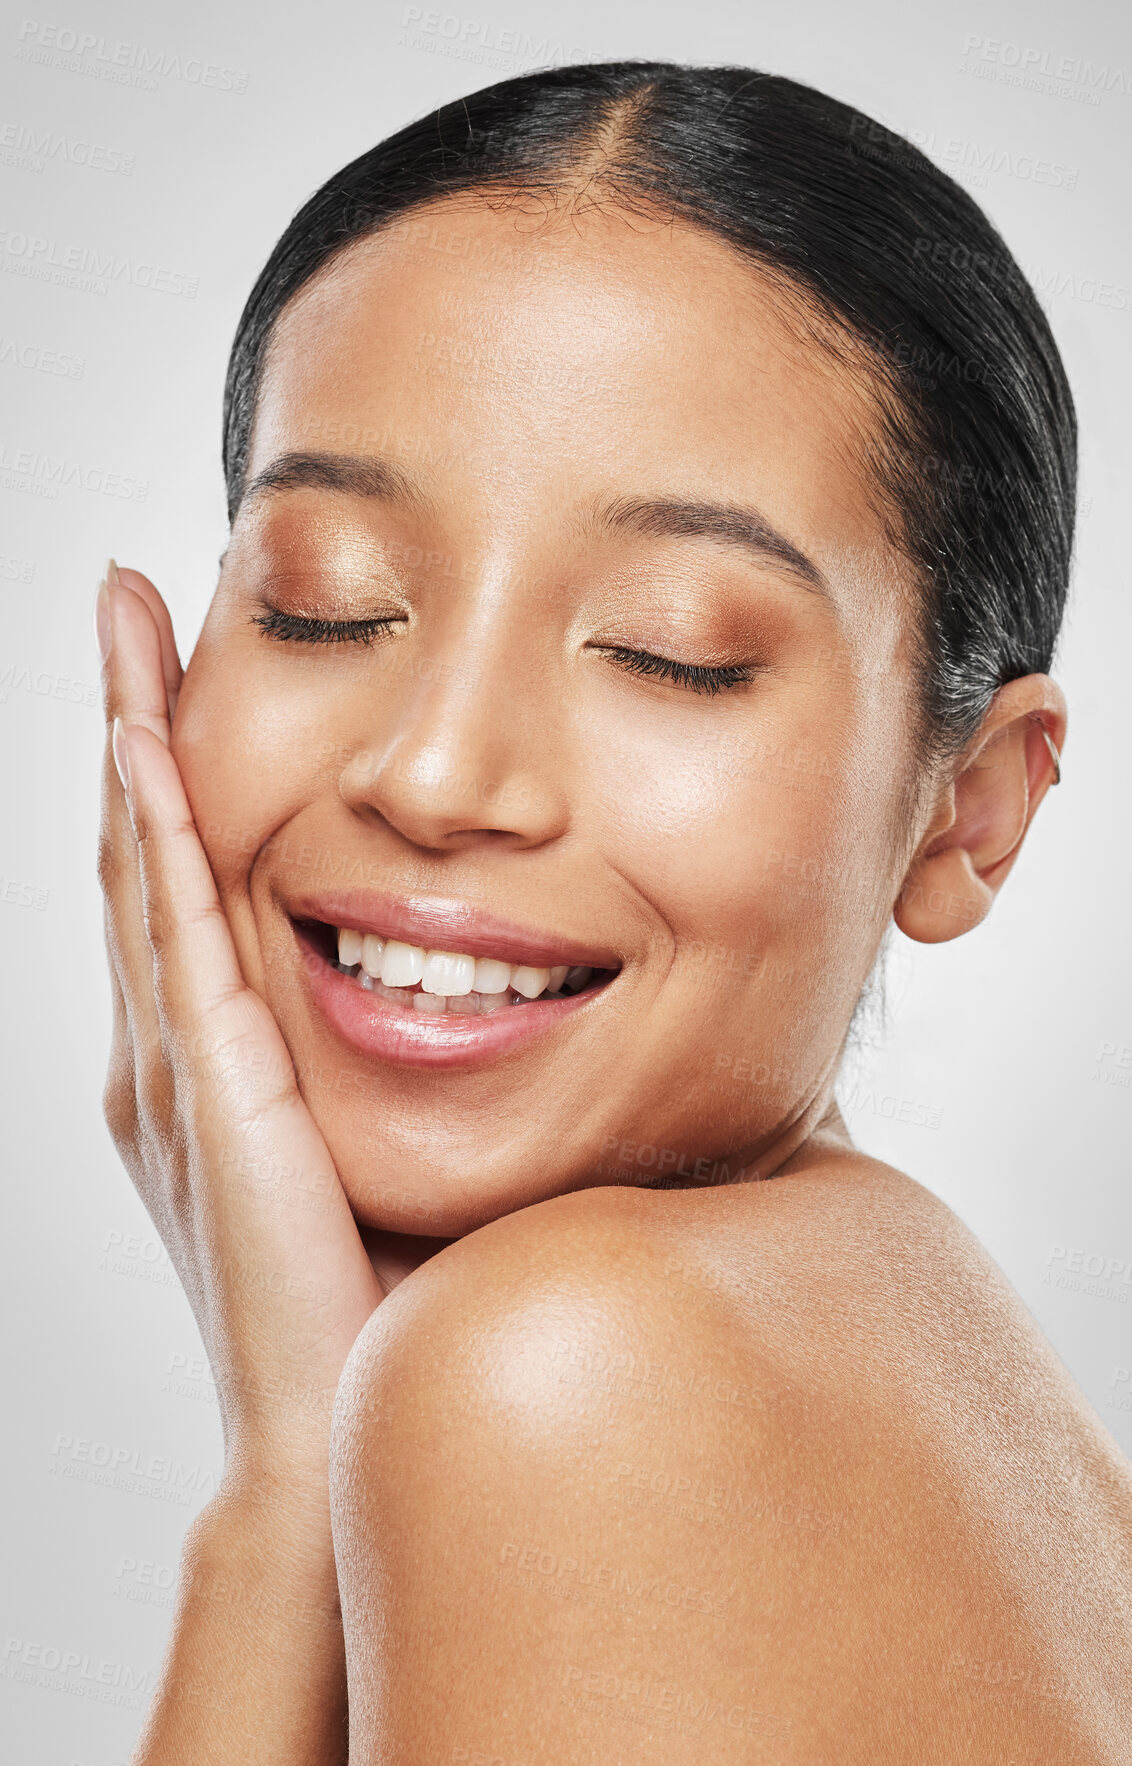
250, 612, 756, 695
595, 645, 759, 696
251, 607, 406, 646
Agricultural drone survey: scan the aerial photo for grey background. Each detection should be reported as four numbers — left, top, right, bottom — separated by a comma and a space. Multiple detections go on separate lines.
1, 0, 1129, 1757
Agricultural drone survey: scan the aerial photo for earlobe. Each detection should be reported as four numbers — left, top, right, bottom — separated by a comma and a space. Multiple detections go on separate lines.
894, 679, 1066, 947
895, 847, 992, 944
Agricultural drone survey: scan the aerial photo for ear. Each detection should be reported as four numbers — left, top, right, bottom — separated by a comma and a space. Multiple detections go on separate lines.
894, 676, 1066, 945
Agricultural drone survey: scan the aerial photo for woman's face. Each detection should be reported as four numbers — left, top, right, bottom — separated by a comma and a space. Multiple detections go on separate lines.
173, 196, 928, 1236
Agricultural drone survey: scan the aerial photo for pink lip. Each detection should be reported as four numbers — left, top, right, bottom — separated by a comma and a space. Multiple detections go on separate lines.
298, 926, 608, 1069
286, 887, 622, 972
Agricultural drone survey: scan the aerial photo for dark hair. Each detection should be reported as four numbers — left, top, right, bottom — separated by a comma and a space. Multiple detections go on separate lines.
223, 60, 1075, 763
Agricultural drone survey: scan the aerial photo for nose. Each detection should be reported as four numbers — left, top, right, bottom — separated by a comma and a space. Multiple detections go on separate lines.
336, 571, 572, 853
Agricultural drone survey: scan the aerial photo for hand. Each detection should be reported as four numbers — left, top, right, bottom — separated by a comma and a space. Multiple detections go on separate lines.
96, 561, 383, 1487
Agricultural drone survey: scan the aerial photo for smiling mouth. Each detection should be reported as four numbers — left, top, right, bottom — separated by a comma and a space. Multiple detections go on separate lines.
296, 918, 619, 1017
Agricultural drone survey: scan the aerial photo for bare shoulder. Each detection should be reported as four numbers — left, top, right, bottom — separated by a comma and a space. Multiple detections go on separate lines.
336, 1177, 780, 1417
336, 1149, 971, 1376
333, 1151, 1103, 1440
330, 1166, 1132, 1764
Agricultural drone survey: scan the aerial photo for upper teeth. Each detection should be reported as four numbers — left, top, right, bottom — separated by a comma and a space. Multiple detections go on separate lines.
336, 928, 578, 1000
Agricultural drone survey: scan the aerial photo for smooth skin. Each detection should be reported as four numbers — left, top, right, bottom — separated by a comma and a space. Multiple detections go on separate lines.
98, 192, 1132, 1764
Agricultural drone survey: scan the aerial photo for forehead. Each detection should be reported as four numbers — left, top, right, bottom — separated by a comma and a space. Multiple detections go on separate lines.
247, 197, 898, 577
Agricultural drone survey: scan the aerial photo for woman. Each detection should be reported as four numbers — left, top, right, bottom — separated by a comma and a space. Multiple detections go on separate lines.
97, 59, 1131, 1763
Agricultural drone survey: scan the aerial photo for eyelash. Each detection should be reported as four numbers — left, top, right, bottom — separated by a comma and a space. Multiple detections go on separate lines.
251, 608, 401, 646
597, 646, 756, 697
251, 610, 755, 696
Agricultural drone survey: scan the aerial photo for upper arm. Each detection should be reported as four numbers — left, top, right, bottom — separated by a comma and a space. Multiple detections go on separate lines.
327, 1184, 1086, 1764
330, 1188, 808, 1763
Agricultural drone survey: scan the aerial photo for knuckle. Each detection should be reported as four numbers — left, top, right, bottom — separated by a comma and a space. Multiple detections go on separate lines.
135, 1035, 175, 1121
128, 797, 151, 848
142, 898, 175, 963
96, 830, 119, 896
102, 1059, 139, 1151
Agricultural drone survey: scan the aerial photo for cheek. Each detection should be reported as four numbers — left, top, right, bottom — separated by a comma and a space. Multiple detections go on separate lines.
171, 641, 314, 891
590, 708, 857, 951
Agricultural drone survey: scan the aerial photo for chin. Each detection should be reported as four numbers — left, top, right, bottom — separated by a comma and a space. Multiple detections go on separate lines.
325, 1130, 571, 1241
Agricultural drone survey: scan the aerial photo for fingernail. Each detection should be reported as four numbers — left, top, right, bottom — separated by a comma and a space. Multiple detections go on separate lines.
112, 717, 131, 791
107, 557, 121, 588
94, 572, 111, 664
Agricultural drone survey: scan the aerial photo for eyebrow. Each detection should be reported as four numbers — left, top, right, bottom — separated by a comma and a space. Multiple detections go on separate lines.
588, 494, 829, 596
240, 451, 829, 597
240, 450, 433, 513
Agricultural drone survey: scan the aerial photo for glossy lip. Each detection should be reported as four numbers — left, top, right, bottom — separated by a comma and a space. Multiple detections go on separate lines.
296, 922, 611, 1069
285, 887, 624, 972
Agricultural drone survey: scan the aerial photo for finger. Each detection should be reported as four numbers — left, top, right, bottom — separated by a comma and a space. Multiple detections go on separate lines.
117, 720, 280, 1055
99, 823, 167, 1124
113, 563, 184, 718
103, 953, 136, 1118
97, 568, 169, 1058
118, 721, 355, 1252
116, 722, 382, 1425
103, 575, 172, 745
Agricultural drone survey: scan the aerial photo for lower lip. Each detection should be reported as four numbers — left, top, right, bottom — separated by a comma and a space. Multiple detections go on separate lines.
299, 930, 610, 1069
